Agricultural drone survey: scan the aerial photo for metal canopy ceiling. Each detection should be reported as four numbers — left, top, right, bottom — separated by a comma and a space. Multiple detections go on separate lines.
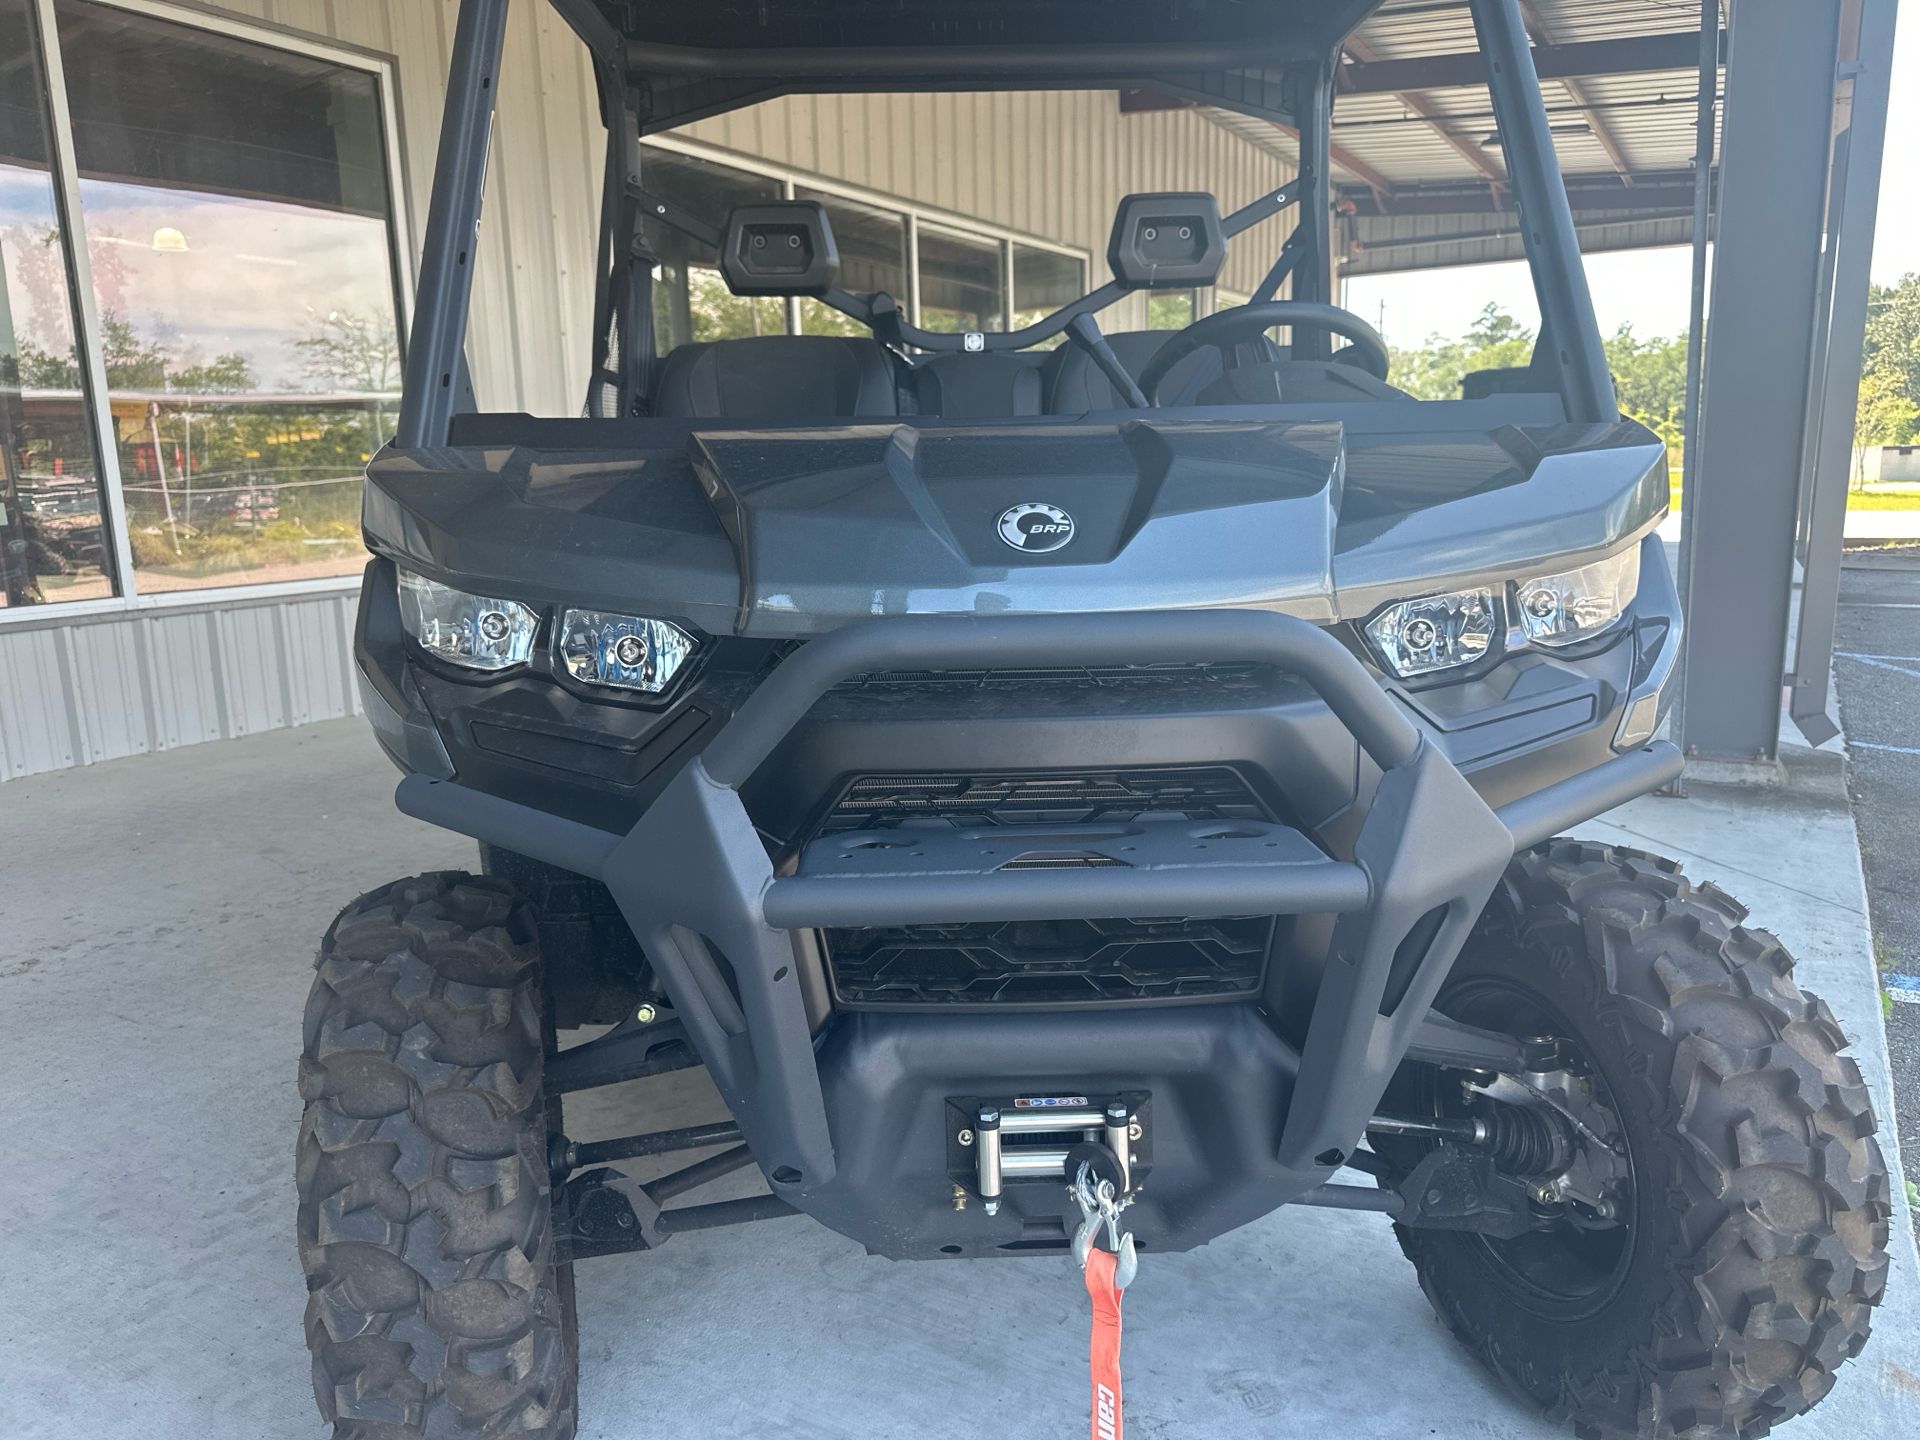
1205, 0, 1725, 274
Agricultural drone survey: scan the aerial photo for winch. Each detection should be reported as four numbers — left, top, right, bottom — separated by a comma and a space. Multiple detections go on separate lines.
946, 1093, 1151, 1214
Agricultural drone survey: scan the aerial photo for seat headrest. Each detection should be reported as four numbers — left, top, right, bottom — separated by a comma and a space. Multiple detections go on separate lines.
650, 335, 902, 419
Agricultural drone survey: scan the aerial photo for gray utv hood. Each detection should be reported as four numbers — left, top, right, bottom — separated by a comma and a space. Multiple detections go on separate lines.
364, 414, 1668, 638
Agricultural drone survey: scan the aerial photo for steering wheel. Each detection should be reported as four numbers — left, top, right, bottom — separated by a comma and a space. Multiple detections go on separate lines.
1134, 301, 1392, 406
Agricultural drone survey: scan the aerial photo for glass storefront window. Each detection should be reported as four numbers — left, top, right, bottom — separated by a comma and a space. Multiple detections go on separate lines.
918, 226, 1004, 334
0, 0, 114, 609
52, 0, 406, 595
1147, 291, 1198, 330
640, 148, 786, 355
1011, 244, 1085, 344
796, 189, 906, 337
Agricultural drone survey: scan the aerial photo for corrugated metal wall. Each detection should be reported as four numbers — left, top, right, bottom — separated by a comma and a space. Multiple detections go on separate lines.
0, 1, 1291, 782
0, 589, 360, 779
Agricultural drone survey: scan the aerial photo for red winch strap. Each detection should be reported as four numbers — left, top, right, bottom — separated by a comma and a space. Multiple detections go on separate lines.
1085, 1247, 1124, 1440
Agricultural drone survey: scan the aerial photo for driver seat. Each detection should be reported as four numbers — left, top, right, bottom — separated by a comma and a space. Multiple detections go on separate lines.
1046, 330, 1281, 414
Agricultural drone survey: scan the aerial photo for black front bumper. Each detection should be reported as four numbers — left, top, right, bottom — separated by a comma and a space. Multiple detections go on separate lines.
387, 606, 1681, 1258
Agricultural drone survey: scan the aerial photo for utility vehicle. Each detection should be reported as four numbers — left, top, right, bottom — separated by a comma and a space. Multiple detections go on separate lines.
298, 2, 1890, 1436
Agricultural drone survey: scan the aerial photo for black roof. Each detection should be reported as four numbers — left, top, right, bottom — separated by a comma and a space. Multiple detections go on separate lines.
556, 0, 1384, 131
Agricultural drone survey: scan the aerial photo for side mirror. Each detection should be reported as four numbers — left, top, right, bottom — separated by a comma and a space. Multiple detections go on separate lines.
1107, 193, 1226, 290
720, 201, 840, 297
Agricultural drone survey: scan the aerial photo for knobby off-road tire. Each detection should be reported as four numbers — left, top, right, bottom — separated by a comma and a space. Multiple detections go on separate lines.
1393, 841, 1889, 1440
298, 873, 579, 1439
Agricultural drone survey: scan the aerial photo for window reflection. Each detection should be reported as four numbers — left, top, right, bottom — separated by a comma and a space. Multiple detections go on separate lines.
0, 0, 115, 609
797, 189, 906, 336
1012, 244, 1086, 344
918, 227, 1005, 333
641, 148, 785, 355
55, 0, 403, 593
1147, 291, 1198, 330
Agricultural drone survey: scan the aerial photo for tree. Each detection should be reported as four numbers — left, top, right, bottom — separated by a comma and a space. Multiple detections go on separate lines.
1387, 302, 1535, 401
294, 309, 400, 393
1858, 274, 1920, 448
1604, 326, 1689, 454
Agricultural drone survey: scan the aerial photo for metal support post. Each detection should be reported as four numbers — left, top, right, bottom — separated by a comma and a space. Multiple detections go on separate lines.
1663, 0, 1722, 794
1468, 0, 1616, 424
1788, 0, 1901, 746
1674, 0, 1842, 770
396, 0, 510, 450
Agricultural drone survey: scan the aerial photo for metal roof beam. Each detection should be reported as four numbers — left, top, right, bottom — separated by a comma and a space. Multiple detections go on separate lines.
1515, 1, 1634, 184
1339, 171, 1706, 216
1339, 29, 1726, 96
1343, 34, 1507, 188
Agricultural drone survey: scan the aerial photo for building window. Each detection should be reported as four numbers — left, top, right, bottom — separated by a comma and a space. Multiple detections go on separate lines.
641, 148, 786, 356
1011, 244, 1086, 344
796, 189, 906, 336
0, 0, 114, 610
917, 225, 1005, 333
1147, 291, 1198, 330
49, 0, 407, 596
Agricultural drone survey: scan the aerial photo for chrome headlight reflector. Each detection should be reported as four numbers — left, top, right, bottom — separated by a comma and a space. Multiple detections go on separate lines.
1364, 587, 1500, 679
559, 610, 697, 694
1516, 550, 1639, 648
397, 569, 538, 671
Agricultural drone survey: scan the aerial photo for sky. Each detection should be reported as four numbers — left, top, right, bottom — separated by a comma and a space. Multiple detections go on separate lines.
1346, 6, 1919, 348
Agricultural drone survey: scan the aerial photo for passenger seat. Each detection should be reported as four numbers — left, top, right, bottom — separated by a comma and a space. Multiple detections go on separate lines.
650, 335, 904, 419
911, 352, 1049, 418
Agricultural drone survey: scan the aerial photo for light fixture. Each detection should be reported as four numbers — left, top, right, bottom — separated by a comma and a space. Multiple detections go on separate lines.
151, 226, 189, 253
1364, 588, 1501, 679
396, 569, 537, 671
1514, 550, 1640, 648
558, 610, 698, 694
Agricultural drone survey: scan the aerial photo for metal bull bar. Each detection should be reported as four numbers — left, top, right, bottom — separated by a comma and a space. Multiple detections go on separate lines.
396, 609, 1683, 1203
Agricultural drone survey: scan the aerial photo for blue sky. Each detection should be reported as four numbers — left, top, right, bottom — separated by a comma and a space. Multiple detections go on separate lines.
1348, 6, 1918, 346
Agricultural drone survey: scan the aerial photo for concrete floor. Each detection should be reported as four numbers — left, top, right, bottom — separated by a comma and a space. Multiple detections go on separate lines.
2, 719, 1917, 1439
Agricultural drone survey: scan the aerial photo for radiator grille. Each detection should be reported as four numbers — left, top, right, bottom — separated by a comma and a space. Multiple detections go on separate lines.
817, 767, 1273, 1009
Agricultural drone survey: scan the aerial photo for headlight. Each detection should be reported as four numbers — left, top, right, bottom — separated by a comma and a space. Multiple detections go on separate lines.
1364, 587, 1500, 679
397, 569, 538, 671
1515, 550, 1639, 648
559, 610, 698, 694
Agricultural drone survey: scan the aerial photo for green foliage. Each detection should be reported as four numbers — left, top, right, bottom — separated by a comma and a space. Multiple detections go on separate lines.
1388, 303, 1689, 455
1387, 303, 1535, 402
1147, 292, 1196, 331
1858, 274, 1920, 446
1605, 325, 1689, 453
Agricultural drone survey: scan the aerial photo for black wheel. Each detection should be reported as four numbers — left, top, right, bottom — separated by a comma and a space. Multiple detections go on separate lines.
1384, 842, 1889, 1440
298, 873, 579, 1440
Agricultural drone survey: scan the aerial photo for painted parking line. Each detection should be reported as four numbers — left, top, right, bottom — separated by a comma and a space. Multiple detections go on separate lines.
1852, 742, 1920, 756
1836, 652, 1920, 680
1887, 974, 1920, 1006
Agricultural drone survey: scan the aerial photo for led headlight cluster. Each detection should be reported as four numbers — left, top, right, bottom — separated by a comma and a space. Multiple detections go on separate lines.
395, 572, 698, 693
1515, 550, 1640, 649
1364, 588, 1500, 679
558, 610, 697, 694
1363, 549, 1639, 681
396, 570, 538, 671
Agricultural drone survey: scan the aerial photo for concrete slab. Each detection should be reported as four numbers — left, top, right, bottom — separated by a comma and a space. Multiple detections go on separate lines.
1, 719, 1914, 1439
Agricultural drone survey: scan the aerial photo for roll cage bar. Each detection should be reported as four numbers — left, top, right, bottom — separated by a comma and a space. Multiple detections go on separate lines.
395, 0, 1616, 448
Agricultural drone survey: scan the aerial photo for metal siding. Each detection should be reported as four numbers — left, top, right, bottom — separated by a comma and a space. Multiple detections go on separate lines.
0, 592, 363, 780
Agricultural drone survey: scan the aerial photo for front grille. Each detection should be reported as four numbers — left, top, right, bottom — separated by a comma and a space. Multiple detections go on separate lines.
816, 766, 1274, 1009
819, 766, 1269, 836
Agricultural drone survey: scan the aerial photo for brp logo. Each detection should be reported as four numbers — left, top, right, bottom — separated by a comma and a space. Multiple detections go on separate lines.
997, 502, 1076, 554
